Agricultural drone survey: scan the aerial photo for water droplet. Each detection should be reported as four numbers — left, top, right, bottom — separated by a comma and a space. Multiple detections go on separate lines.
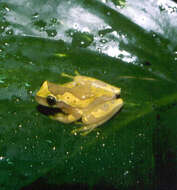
16, 98, 20, 102
73, 23, 78, 29
102, 143, 105, 147
52, 146, 56, 150
66, 29, 76, 37
46, 29, 57, 37
25, 83, 30, 87
32, 13, 39, 19
0, 156, 5, 160
18, 124, 22, 128
123, 170, 129, 175
69, 31, 74, 36
6, 158, 13, 165
5, 7, 10, 12
4, 42, 9, 46
107, 12, 111, 16
96, 131, 100, 138
6, 29, 14, 35
0, 26, 5, 32
130, 152, 134, 155
73, 132, 77, 136
29, 61, 34, 65
50, 17, 57, 24
100, 38, 108, 44
33, 20, 47, 30
97, 48, 102, 53
72, 32, 93, 48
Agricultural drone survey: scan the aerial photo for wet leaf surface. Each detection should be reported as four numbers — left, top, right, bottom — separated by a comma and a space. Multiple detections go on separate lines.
0, 0, 177, 189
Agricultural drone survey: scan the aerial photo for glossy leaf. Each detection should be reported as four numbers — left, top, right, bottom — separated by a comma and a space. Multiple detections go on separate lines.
0, 0, 177, 189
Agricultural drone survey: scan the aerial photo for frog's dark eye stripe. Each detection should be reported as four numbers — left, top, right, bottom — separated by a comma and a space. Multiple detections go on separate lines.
115, 94, 120, 99
46, 95, 57, 106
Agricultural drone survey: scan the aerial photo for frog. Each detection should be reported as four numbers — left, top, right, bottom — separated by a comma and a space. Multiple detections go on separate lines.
35, 71, 123, 135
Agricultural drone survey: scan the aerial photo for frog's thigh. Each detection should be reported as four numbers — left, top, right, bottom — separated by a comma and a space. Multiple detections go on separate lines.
72, 99, 123, 135
82, 98, 123, 125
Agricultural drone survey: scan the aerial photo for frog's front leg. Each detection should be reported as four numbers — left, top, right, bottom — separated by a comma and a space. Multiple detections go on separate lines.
61, 70, 80, 79
71, 98, 123, 135
50, 113, 81, 124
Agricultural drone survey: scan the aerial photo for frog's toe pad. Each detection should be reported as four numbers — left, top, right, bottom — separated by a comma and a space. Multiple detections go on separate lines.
71, 126, 95, 136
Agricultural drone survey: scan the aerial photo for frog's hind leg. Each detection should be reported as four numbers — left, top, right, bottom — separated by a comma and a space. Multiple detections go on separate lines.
71, 98, 123, 136
71, 108, 121, 136
71, 121, 104, 136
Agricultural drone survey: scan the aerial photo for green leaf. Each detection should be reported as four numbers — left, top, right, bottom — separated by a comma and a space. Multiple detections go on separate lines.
0, 0, 177, 189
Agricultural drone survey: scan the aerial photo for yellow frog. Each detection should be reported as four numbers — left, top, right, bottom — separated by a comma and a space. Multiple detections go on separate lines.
35, 71, 123, 135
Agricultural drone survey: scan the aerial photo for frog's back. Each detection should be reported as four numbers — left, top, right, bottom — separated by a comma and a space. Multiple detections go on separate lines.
74, 75, 121, 95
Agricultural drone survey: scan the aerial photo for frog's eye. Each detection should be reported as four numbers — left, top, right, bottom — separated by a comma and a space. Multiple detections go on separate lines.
46, 95, 57, 106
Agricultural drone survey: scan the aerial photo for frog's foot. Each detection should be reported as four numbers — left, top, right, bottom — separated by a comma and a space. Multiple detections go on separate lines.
71, 124, 98, 136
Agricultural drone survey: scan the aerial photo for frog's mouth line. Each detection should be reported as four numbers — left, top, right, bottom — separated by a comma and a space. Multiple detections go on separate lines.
37, 105, 64, 116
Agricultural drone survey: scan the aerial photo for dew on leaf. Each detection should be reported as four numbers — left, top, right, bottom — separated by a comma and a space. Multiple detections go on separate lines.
72, 32, 94, 48
4, 42, 9, 46
100, 38, 108, 44
66, 29, 76, 37
32, 12, 39, 19
6, 158, 13, 165
25, 83, 30, 87
46, 29, 57, 37
123, 170, 129, 176
98, 28, 113, 37
152, 33, 156, 38
52, 146, 56, 151
0, 26, 5, 32
50, 17, 57, 24
6, 29, 14, 35
73, 23, 78, 29
33, 20, 47, 30
0, 156, 5, 160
